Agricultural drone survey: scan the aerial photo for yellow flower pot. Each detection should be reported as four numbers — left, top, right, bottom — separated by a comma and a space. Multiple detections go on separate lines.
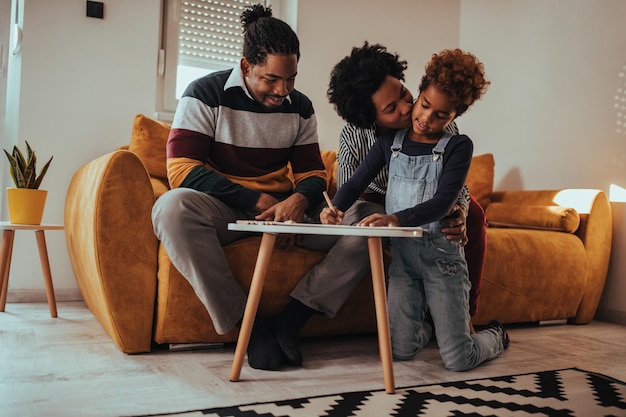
6, 188, 48, 225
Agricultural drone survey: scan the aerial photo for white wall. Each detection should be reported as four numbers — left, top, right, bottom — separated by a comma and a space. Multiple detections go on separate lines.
0, 0, 9, 140
1, 0, 624, 323
459, 0, 626, 192
2, 0, 161, 300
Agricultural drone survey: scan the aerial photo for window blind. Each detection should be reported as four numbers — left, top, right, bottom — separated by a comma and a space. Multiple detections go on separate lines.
178, 0, 260, 71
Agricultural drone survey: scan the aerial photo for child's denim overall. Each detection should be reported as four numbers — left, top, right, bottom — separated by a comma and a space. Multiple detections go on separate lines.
385, 129, 503, 371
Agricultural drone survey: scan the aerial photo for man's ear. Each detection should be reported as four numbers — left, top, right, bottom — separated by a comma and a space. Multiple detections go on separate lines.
240, 58, 251, 77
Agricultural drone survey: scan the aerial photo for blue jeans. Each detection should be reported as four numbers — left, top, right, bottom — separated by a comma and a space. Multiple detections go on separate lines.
388, 233, 504, 371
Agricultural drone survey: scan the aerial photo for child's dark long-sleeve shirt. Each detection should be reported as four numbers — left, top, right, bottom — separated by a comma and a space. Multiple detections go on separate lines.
333, 131, 473, 227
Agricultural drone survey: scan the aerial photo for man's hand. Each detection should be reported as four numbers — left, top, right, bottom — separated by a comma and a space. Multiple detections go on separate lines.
255, 193, 309, 249
254, 193, 280, 213
441, 204, 468, 246
256, 193, 308, 223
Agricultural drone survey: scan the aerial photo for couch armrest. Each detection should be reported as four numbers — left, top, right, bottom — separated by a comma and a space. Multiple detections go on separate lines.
64, 150, 158, 353
490, 189, 612, 323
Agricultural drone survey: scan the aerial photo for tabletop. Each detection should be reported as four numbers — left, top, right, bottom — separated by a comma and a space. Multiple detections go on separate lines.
228, 220, 424, 238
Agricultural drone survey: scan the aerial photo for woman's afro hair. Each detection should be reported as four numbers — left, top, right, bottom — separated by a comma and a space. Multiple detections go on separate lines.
328, 42, 407, 129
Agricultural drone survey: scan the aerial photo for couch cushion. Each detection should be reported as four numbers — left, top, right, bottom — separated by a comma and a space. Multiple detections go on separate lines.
485, 202, 580, 233
321, 150, 338, 197
129, 114, 170, 181
466, 153, 494, 208
151, 178, 170, 198
472, 227, 587, 325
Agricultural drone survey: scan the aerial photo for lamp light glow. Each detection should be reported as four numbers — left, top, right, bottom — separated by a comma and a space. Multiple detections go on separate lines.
609, 184, 626, 202
553, 189, 599, 214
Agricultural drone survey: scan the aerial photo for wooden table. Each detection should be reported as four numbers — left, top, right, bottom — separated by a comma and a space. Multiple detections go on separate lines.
227, 220, 424, 394
0, 221, 64, 318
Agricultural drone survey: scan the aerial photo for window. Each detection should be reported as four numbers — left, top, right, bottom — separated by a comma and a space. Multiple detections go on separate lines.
157, 0, 267, 119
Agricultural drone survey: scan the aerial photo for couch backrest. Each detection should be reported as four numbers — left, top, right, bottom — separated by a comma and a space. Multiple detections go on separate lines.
466, 153, 495, 208
128, 114, 494, 203
130, 114, 170, 182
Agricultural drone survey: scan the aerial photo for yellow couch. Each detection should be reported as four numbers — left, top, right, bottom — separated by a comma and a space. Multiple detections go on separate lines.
64, 114, 612, 354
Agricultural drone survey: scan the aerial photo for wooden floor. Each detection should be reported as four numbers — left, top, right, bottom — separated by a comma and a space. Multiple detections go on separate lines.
1, 301, 625, 417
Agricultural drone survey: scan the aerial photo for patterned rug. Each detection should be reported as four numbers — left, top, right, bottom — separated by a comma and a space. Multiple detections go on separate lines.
132, 368, 626, 417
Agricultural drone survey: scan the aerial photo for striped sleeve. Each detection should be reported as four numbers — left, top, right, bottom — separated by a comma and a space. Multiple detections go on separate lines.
337, 123, 388, 194
458, 184, 471, 212
446, 120, 460, 135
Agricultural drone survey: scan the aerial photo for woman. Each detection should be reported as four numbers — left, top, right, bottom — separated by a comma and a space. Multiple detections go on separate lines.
324, 48, 508, 370
327, 42, 487, 321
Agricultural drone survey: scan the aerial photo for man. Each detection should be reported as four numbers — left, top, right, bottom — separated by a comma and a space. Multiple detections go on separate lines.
152, 4, 373, 371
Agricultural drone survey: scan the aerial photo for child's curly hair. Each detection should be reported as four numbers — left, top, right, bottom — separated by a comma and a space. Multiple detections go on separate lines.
419, 49, 490, 118
327, 42, 407, 129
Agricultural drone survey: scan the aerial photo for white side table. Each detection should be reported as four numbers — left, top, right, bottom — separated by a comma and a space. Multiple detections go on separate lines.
227, 221, 424, 395
0, 221, 64, 317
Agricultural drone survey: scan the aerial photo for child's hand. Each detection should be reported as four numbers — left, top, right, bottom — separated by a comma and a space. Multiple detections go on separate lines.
358, 213, 401, 227
320, 207, 343, 224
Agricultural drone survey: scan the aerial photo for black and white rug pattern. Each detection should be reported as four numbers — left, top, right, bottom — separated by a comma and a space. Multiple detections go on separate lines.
136, 368, 626, 417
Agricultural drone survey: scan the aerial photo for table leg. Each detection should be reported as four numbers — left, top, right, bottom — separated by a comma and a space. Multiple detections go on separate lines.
0, 230, 15, 312
368, 237, 395, 394
230, 232, 277, 382
35, 230, 57, 318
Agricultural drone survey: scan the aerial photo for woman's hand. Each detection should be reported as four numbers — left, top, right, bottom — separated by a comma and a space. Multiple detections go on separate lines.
441, 204, 468, 246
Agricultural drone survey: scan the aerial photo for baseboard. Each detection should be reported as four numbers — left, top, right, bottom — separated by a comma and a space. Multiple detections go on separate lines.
168, 342, 225, 352
9, 289, 625, 327
594, 307, 626, 326
6, 288, 83, 303
538, 319, 568, 326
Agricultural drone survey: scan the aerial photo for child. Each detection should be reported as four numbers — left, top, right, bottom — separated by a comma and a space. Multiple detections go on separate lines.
322, 49, 509, 371
327, 42, 487, 326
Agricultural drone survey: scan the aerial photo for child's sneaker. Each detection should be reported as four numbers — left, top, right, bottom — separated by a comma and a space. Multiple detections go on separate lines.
487, 320, 510, 349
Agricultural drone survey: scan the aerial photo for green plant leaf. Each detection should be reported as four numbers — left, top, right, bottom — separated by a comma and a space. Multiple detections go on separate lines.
23, 156, 37, 188
12, 145, 27, 174
26, 141, 35, 162
33, 156, 53, 189
3, 149, 25, 188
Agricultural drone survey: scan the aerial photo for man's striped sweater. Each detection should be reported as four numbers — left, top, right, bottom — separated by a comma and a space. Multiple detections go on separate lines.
166, 64, 327, 212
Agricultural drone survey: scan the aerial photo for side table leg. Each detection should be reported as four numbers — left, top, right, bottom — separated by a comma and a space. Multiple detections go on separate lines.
368, 237, 395, 394
35, 230, 57, 318
230, 232, 277, 382
0, 230, 15, 312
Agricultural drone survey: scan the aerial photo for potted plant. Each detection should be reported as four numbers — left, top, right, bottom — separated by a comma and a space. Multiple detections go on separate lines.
3, 141, 53, 224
